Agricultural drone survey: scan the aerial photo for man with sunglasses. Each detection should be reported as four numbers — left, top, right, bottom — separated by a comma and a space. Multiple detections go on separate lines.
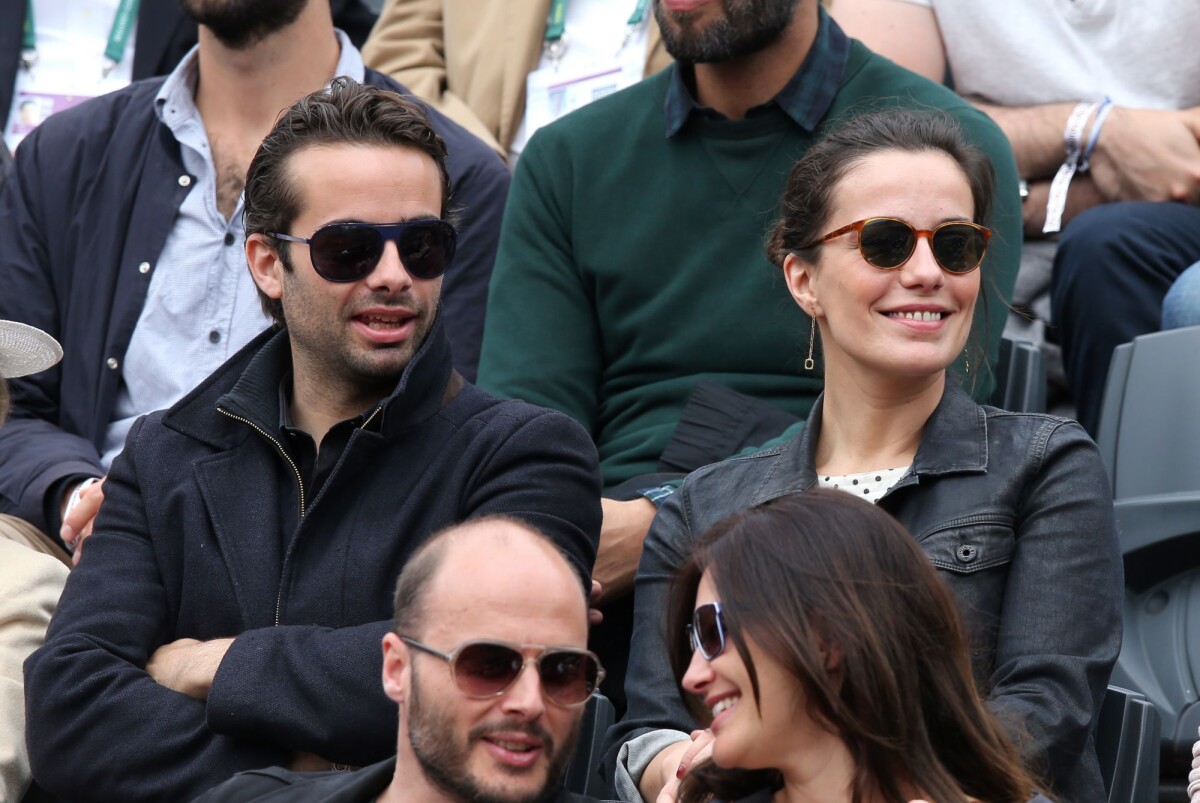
23, 81, 601, 803
0, 0, 509, 567
196, 516, 605, 803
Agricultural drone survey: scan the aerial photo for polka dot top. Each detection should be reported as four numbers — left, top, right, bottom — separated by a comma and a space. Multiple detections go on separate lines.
817, 466, 911, 504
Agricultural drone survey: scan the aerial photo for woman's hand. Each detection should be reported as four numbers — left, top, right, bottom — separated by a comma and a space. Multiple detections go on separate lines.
654, 729, 715, 803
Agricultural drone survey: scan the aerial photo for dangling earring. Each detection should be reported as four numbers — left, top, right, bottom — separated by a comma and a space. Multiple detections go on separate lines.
963, 348, 971, 375
804, 310, 816, 371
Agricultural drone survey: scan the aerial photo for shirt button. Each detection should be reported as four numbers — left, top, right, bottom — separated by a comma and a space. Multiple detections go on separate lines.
138, 261, 151, 274
224, 232, 235, 246
331, 763, 350, 772
106, 357, 119, 370
208, 330, 221, 344
178, 174, 192, 187
956, 544, 978, 563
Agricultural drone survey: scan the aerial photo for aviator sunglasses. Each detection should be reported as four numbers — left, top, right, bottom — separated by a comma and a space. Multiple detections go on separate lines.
804, 217, 992, 274
268, 220, 457, 283
687, 601, 728, 661
400, 637, 605, 707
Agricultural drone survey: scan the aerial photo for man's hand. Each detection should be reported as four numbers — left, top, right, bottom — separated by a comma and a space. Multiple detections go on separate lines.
146, 637, 235, 700
60, 476, 105, 565
1088, 106, 1200, 204
594, 498, 658, 605
589, 581, 604, 626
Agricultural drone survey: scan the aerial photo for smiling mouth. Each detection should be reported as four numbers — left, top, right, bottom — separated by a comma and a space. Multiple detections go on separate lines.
886, 311, 944, 321
711, 695, 740, 717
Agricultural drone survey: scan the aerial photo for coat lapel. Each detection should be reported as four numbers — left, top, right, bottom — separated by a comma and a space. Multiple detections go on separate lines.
193, 449, 287, 629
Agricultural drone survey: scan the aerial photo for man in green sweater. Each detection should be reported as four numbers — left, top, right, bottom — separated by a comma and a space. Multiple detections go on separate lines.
478, 0, 1019, 612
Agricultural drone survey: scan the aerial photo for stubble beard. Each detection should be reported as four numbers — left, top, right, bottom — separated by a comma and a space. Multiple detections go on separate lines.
405, 665, 581, 803
283, 283, 434, 408
178, 0, 309, 50
655, 0, 800, 63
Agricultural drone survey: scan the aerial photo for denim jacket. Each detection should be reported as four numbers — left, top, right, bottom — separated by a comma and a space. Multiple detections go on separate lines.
604, 380, 1121, 803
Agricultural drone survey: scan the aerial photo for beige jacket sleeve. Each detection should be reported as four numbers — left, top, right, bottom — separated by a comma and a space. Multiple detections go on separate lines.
363, 0, 507, 154
0, 541, 69, 801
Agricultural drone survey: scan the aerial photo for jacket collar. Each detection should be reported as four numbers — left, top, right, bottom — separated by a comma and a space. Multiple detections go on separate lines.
753, 377, 988, 506
164, 306, 454, 447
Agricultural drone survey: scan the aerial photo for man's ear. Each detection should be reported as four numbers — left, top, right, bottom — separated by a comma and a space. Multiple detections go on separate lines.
783, 252, 822, 319
382, 632, 410, 704
246, 233, 285, 302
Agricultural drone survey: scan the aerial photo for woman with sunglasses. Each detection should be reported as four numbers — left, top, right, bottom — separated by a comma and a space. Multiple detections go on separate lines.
670, 490, 1051, 803
608, 109, 1121, 803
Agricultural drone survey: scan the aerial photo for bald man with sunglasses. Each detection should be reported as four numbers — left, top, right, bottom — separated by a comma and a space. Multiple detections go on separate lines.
23, 81, 601, 803
196, 516, 606, 803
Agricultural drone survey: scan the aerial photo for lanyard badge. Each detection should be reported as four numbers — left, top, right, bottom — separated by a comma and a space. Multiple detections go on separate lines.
543, 0, 650, 68
20, 0, 142, 77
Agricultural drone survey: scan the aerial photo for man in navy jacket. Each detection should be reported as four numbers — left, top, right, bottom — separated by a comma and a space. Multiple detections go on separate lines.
196, 517, 606, 803
0, 0, 509, 562
23, 80, 599, 803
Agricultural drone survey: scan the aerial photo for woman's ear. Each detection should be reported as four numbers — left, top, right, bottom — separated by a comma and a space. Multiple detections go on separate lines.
784, 253, 821, 318
820, 640, 843, 674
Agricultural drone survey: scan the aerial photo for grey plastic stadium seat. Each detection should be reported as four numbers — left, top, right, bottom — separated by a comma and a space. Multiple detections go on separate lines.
989, 335, 1047, 413
1095, 325, 1200, 773
1097, 685, 1162, 803
564, 692, 617, 798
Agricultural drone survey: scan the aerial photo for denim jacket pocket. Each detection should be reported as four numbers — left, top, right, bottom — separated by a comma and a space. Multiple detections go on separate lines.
918, 515, 1017, 575
917, 516, 1017, 664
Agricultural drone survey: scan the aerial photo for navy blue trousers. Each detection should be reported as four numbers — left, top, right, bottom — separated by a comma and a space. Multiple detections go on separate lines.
1050, 201, 1200, 435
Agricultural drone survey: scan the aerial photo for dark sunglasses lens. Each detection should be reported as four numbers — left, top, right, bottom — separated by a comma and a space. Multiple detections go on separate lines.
452, 643, 525, 697
693, 604, 724, 659
932, 224, 987, 273
309, 225, 383, 282
398, 222, 454, 280
539, 651, 600, 705
859, 219, 917, 269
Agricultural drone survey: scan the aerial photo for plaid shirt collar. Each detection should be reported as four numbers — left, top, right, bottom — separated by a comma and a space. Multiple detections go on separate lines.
664, 6, 850, 137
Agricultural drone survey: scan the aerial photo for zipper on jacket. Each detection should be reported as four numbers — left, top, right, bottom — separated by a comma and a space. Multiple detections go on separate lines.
217, 406, 307, 626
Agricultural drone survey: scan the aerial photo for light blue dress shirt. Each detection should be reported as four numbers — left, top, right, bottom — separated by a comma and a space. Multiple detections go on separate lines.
101, 33, 366, 466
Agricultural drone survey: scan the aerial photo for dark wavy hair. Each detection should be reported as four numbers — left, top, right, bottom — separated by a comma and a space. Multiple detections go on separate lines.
765, 108, 998, 387
242, 76, 453, 327
667, 490, 1047, 803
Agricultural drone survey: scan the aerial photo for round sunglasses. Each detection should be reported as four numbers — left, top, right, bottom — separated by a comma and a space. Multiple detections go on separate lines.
268, 219, 457, 283
401, 637, 605, 707
686, 601, 727, 661
804, 217, 991, 274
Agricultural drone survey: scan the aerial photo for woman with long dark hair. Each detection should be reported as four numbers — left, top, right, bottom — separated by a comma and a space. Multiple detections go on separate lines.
607, 108, 1121, 803
667, 490, 1049, 803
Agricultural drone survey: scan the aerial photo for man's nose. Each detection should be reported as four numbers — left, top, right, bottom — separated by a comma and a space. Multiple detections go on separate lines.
365, 239, 414, 292
499, 661, 547, 718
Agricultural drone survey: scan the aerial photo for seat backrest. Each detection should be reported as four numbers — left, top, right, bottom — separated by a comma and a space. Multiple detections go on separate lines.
1096, 326, 1200, 499
1095, 685, 1161, 803
988, 335, 1047, 413
563, 692, 617, 797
